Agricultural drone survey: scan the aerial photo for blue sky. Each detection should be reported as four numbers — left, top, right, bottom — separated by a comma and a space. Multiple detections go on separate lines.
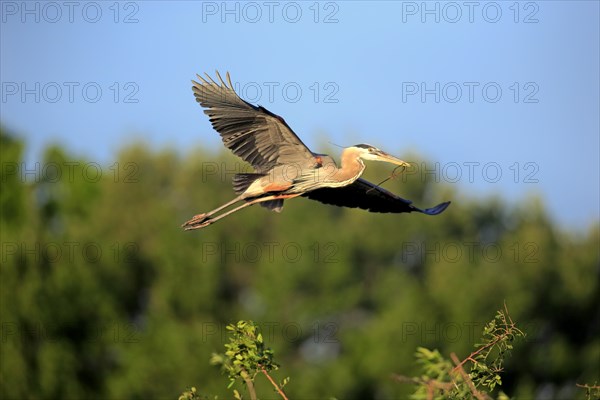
1, 1, 598, 230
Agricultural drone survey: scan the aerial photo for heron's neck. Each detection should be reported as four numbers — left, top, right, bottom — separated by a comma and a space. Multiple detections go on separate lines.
336, 148, 366, 183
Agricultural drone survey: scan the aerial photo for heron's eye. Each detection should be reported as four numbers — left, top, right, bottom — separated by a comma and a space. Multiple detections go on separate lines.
368, 148, 374, 152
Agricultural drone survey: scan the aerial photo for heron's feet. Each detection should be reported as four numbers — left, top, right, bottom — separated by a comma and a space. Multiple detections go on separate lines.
182, 213, 212, 230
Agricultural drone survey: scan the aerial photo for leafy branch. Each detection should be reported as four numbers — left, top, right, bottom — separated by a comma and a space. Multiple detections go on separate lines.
209, 320, 289, 400
393, 303, 525, 400
576, 383, 600, 400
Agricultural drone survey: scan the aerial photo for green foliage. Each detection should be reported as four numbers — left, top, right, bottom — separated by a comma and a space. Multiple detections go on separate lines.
1, 128, 598, 400
397, 306, 524, 400
189, 309, 522, 400
210, 320, 286, 397
469, 308, 524, 393
178, 387, 204, 400
184, 320, 288, 400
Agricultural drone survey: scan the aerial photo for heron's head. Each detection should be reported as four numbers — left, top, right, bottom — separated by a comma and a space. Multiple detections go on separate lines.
350, 144, 411, 167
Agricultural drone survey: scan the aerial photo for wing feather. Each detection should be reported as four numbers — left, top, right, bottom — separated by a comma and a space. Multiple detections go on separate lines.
192, 71, 316, 173
303, 178, 450, 215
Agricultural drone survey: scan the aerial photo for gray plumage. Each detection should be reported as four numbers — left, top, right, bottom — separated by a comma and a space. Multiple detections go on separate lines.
183, 71, 450, 230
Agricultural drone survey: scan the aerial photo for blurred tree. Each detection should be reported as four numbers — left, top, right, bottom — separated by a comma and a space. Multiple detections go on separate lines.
0, 128, 598, 399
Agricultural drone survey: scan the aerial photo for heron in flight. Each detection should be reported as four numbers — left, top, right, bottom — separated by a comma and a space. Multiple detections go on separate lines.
182, 72, 450, 230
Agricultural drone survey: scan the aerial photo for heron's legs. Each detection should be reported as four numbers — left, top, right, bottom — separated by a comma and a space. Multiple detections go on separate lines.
182, 193, 300, 230
181, 195, 245, 228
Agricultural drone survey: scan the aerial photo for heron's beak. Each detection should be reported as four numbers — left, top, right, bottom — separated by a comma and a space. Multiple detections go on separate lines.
373, 150, 411, 167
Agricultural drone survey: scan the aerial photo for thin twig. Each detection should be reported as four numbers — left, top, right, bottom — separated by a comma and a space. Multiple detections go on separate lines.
450, 352, 490, 400
451, 304, 522, 374
576, 383, 600, 390
260, 367, 289, 400
451, 336, 501, 374
367, 165, 406, 193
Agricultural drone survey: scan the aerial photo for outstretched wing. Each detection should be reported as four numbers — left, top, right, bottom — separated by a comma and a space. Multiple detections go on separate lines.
192, 71, 316, 173
302, 178, 451, 215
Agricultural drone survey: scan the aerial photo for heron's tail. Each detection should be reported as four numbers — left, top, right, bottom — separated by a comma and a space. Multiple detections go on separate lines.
232, 173, 266, 195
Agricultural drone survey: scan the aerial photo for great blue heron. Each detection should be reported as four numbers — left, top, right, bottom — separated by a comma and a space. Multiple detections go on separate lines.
182, 72, 450, 230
